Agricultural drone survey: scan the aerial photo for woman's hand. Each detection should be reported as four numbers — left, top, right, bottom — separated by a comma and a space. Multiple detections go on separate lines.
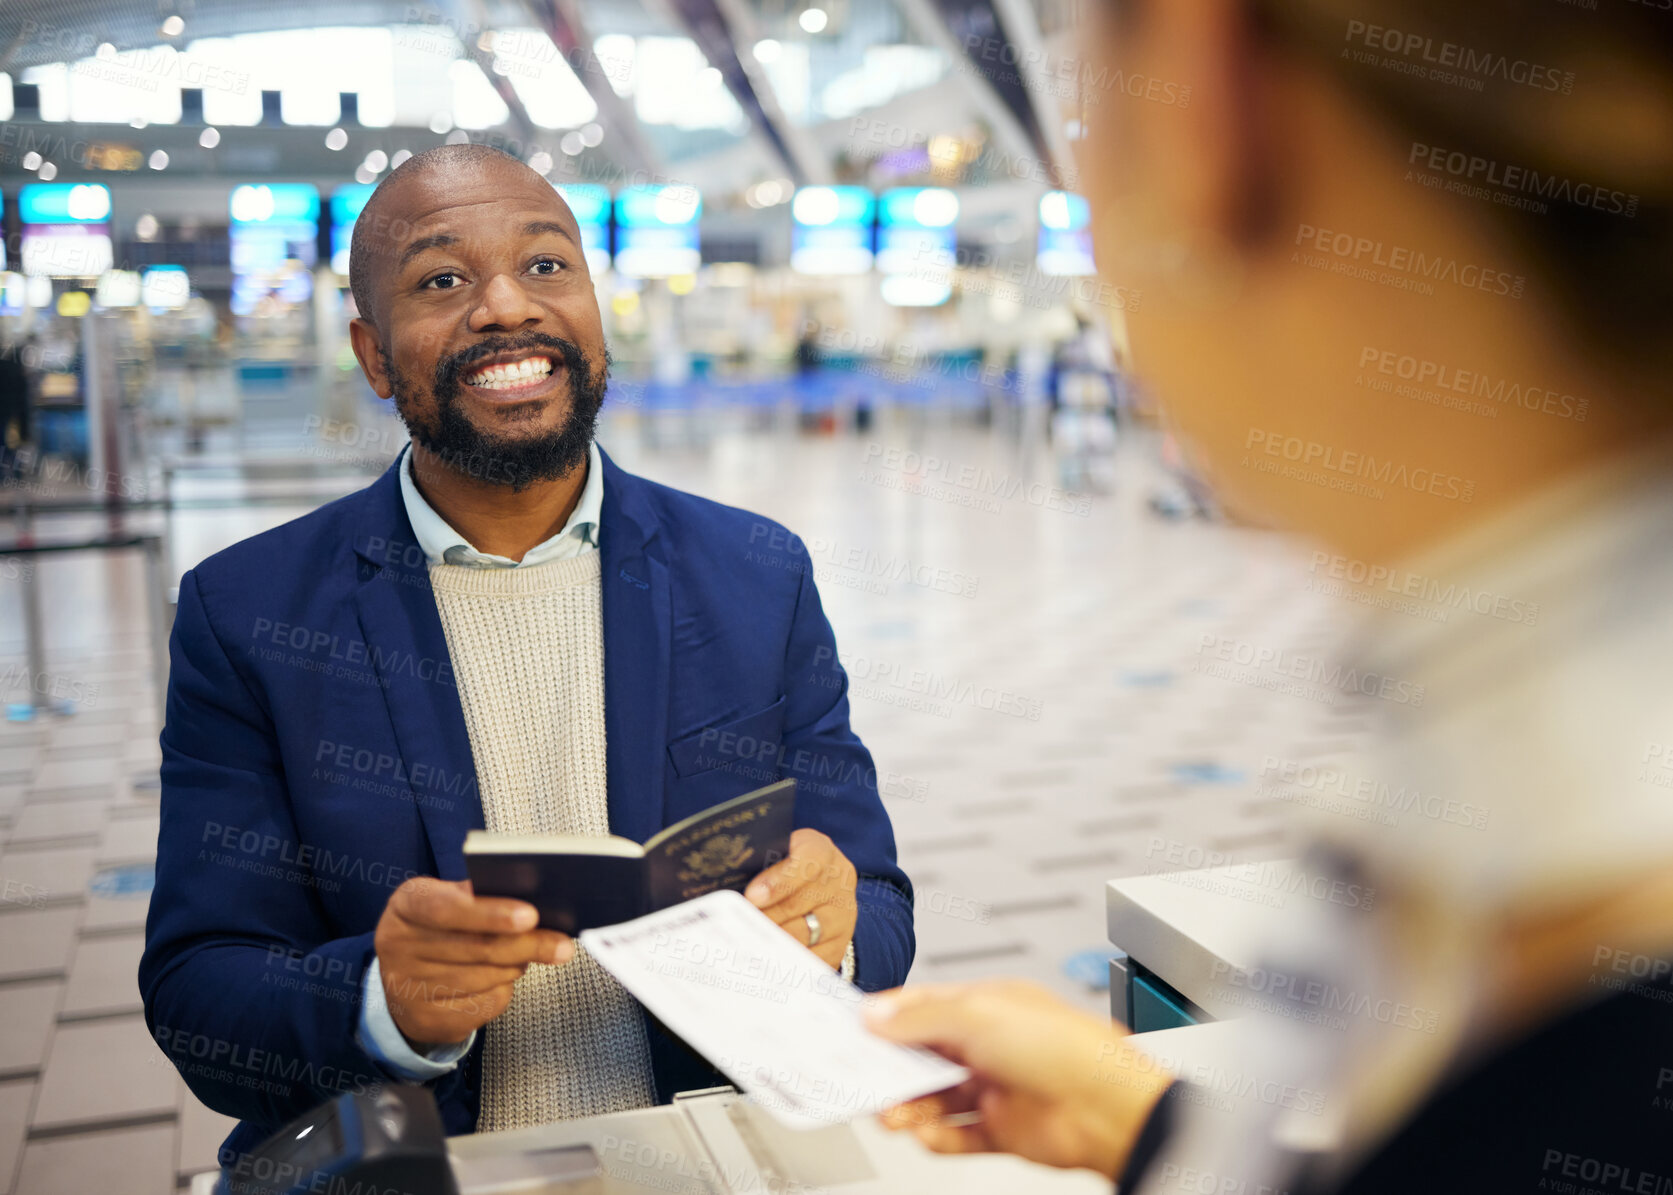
864, 979, 1172, 1176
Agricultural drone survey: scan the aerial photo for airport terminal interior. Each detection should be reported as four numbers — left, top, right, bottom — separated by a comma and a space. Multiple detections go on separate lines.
0, 1, 1475, 1192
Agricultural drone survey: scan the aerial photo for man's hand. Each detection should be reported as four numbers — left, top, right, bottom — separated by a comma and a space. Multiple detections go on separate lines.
863, 980, 1172, 1177
374, 877, 574, 1049
744, 828, 857, 970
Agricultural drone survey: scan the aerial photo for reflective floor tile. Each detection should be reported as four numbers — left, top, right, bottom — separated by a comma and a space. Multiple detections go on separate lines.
0, 908, 81, 982
30, 1018, 177, 1132
59, 934, 145, 1021
15, 1122, 174, 1195
0, 986, 62, 1079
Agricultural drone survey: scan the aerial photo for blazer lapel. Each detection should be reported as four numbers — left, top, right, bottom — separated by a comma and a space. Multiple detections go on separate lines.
598, 449, 671, 845
349, 456, 482, 880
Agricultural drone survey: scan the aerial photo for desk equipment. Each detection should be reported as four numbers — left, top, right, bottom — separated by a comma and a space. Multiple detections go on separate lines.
215, 1084, 464, 1195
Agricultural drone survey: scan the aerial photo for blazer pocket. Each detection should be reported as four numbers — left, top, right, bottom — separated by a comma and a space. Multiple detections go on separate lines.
666, 696, 788, 779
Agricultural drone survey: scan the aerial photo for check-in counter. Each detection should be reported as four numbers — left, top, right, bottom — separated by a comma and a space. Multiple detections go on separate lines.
1106, 862, 1295, 1031
190, 1087, 1112, 1195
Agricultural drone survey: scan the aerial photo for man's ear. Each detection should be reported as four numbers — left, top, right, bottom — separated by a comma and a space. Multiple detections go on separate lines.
347, 317, 393, 399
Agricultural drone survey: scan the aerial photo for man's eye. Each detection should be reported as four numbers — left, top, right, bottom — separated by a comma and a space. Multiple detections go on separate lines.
423, 273, 461, 290
531, 258, 564, 275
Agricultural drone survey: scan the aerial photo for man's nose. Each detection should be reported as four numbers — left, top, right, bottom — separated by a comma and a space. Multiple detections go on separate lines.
467, 272, 543, 332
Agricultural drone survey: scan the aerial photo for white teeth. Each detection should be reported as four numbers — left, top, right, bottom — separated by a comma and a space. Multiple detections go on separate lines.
466, 356, 554, 388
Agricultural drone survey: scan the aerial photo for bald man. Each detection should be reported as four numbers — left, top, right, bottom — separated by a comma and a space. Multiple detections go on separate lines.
141, 145, 914, 1162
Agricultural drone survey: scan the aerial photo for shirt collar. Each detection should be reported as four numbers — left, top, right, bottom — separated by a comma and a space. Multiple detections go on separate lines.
397, 440, 604, 568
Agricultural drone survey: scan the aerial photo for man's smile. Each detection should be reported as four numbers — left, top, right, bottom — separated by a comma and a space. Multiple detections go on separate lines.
462, 351, 559, 396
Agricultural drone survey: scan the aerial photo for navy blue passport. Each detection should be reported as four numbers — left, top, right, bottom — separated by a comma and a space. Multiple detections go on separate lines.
462, 779, 795, 935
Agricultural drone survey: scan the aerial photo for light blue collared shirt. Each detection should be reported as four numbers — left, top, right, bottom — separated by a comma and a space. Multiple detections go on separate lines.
357, 439, 605, 1081
396, 439, 605, 567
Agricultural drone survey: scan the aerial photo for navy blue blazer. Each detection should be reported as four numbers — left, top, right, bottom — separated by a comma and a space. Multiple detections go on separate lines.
139, 448, 915, 1160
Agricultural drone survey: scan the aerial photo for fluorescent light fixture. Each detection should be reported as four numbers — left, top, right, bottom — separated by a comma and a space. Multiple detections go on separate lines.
19, 183, 112, 223
95, 270, 143, 308
1039, 191, 1091, 231
144, 266, 191, 309
880, 274, 952, 306
911, 188, 958, 228
23, 232, 114, 278
1037, 191, 1096, 275
791, 185, 876, 276
556, 183, 612, 274
792, 187, 840, 226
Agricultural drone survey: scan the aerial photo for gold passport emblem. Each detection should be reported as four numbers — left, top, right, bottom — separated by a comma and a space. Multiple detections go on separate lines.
680, 833, 755, 880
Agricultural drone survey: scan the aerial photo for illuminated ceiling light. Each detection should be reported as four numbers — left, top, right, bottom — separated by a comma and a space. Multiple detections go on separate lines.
325, 127, 348, 151
707, 262, 753, 287
579, 123, 603, 148
391, 149, 413, 168
793, 186, 839, 226
560, 131, 584, 155
198, 127, 220, 148
753, 39, 782, 63
445, 129, 470, 145
1039, 191, 1072, 231
799, 8, 829, 34
527, 150, 553, 174
66, 185, 110, 220
880, 274, 952, 307
610, 290, 640, 316
149, 150, 169, 170
230, 185, 275, 222
160, 14, 185, 36
667, 274, 696, 295
38, 162, 58, 181
21, 152, 41, 171
354, 165, 376, 184
96, 43, 116, 59
654, 188, 699, 224
928, 134, 962, 166
476, 31, 497, 53
136, 214, 160, 241
130, 115, 148, 129
429, 112, 453, 135
363, 149, 389, 173
912, 187, 959, 228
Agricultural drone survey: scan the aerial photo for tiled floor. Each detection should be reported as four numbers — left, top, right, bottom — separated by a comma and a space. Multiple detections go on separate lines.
0, 413, 1367, 1192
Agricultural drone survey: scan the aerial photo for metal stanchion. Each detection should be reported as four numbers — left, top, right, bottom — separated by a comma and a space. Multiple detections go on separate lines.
15, 547, 52, 721
142, 534, 170, 728
6, 499, 70, 721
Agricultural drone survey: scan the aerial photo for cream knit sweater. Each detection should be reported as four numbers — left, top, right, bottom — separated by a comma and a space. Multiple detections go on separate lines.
428, 552, 656, 1131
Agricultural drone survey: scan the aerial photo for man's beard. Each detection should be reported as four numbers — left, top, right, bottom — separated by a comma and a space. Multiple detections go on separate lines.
384, 332, 609, 493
